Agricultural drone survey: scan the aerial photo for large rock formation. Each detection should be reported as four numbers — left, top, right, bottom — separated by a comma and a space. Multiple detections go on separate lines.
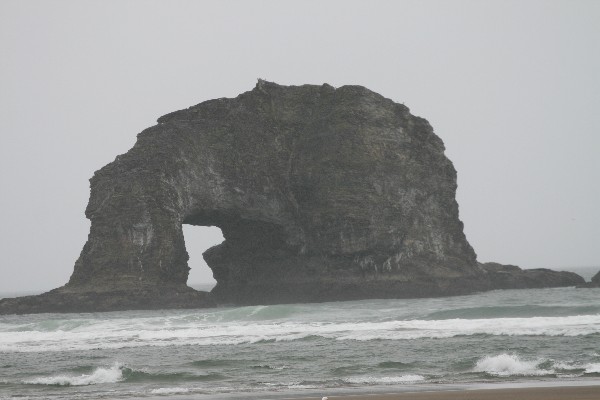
0, 81, 585, 314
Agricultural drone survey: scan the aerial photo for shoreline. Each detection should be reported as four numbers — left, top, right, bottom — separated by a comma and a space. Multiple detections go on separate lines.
290, 386, 600, 400
210, 378, 600, 400
281, 381, 600, 400
139, 380, 600, 400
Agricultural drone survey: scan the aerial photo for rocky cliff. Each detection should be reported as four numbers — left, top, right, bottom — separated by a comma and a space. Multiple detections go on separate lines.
0, 81, 585, 314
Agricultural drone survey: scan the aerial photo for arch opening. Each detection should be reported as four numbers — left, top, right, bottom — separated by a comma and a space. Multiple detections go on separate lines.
181, 225, 224, 291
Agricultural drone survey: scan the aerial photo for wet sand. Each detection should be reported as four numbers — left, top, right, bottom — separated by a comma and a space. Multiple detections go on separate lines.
294, 385, 600, 400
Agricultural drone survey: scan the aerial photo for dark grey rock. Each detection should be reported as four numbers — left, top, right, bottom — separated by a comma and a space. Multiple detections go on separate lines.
593, 270, 600, 285
0, 81, 586, 314
578, 269, 600, 288
479, 262, 585, 289
0, 286, 213, 314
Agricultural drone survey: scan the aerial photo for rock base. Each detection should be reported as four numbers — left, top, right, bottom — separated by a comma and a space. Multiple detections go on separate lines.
0, 285, 214, 314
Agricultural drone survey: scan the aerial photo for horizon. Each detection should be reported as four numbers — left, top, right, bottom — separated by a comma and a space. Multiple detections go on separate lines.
1, 265, 598, 298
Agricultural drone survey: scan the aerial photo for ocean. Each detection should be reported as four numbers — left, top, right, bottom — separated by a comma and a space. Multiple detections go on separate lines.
0, 286, 599, 399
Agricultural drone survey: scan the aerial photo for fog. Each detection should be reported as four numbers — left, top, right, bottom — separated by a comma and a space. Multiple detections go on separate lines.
0, 0, 598, 293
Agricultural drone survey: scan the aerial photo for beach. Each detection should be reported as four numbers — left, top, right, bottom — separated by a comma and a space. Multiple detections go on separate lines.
292, 385, 600, 400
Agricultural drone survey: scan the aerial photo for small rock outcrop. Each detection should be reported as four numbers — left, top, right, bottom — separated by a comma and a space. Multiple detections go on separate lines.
578, 270, 600, 288
0, 81, 586, 314
479, 262, 585, 289
0, 286, 213, 314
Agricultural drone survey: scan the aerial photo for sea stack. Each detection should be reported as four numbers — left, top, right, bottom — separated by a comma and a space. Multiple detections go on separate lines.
0, 81, 585, 314
70, 80, 484, 304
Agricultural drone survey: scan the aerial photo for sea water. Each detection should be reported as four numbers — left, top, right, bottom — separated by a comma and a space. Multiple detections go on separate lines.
0, 287, 599, 399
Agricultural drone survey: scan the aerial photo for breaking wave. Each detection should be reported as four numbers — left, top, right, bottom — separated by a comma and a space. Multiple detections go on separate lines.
24, 363, 124, 386
474, 354, 552, 376
23, 363, 224, 386
474, 354, 600, 377
425, 304, 600, 320
2, 313, 598, 353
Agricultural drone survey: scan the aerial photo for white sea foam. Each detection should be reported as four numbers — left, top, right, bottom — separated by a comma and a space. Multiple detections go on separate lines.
286, 384, 319, 389
150, 387, 190, 394
474, 354, 552, 376
585, 363, 600, 374
24, 363, 124, 386
256, 365, 289, 370
2, 310, 599, 353
530, 360, 600, 376
552, 361, 580, 370
345, 375, 425, 384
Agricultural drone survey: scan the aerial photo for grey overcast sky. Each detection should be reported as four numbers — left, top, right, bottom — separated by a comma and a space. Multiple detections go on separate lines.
1, 0, 599, 293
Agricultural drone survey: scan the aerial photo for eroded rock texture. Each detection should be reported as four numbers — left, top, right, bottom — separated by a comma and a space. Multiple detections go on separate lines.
0, 81, 585, 314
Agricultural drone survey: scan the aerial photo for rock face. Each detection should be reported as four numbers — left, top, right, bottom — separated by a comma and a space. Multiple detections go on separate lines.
0, 81, 586, 314
593, 271, 600, 286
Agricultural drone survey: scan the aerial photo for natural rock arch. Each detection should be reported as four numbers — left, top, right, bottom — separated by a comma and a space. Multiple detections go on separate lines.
64, 80, 483, 304
0, 81, 585, 314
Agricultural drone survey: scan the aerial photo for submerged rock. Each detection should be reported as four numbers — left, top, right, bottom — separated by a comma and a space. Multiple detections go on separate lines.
0, 81, 586, 314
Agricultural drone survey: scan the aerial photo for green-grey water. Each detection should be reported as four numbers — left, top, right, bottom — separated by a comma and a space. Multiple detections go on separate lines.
1, 287, 599, 399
